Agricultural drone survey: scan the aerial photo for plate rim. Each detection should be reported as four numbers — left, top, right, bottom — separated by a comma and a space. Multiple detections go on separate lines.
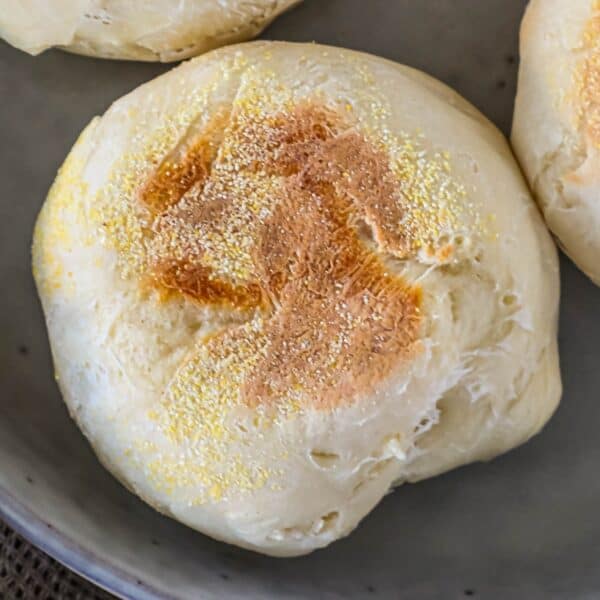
0, 483, 174, 600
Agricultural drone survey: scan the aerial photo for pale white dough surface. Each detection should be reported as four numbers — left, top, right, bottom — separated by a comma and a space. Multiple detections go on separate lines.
0, 0, 300, 61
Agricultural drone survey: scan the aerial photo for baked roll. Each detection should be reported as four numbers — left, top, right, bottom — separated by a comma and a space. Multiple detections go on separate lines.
513, 0, 600, 284
33, 42, 561, 556
0, 0, 299, 61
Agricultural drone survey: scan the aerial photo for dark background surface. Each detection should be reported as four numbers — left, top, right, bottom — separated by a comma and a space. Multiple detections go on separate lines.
1, 1, 600, 598
1, 518, 114, 599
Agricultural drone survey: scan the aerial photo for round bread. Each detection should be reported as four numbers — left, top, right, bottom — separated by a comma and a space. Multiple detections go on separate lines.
0, 0, 299, 61
512, 0, 600, 284
33, 42, 562, 556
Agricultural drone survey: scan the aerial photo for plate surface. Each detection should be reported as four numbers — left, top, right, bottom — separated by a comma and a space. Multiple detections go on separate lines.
1, 1, 600, 598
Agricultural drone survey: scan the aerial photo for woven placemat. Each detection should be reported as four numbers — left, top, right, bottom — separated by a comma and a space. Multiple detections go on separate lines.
0, 519, 114, 599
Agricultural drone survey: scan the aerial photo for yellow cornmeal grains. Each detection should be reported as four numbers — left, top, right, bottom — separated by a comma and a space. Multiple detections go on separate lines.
577, 2, 600, 147
33, 129, 91, 297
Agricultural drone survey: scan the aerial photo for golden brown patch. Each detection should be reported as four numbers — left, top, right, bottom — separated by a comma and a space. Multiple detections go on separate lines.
153, 260, 264, 310
579, 7, 600, 145
139, 109, 230, 214
141, 102, 421, 409
436, 244, 454, 262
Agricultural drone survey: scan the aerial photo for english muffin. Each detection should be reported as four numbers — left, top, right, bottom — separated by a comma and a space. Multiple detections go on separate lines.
513, 0, 600, 284
0, 0, 299, 61
33, 42, 561, 556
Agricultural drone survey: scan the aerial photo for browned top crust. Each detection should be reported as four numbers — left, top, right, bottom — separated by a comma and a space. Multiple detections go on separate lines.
139, 101, 421, 409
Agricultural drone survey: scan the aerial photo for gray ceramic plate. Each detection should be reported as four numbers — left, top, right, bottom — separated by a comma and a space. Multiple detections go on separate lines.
1, 1, 600, 598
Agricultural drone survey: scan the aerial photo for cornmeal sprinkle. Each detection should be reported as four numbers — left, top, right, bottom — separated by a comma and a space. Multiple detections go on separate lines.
577, 2, 600, 146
